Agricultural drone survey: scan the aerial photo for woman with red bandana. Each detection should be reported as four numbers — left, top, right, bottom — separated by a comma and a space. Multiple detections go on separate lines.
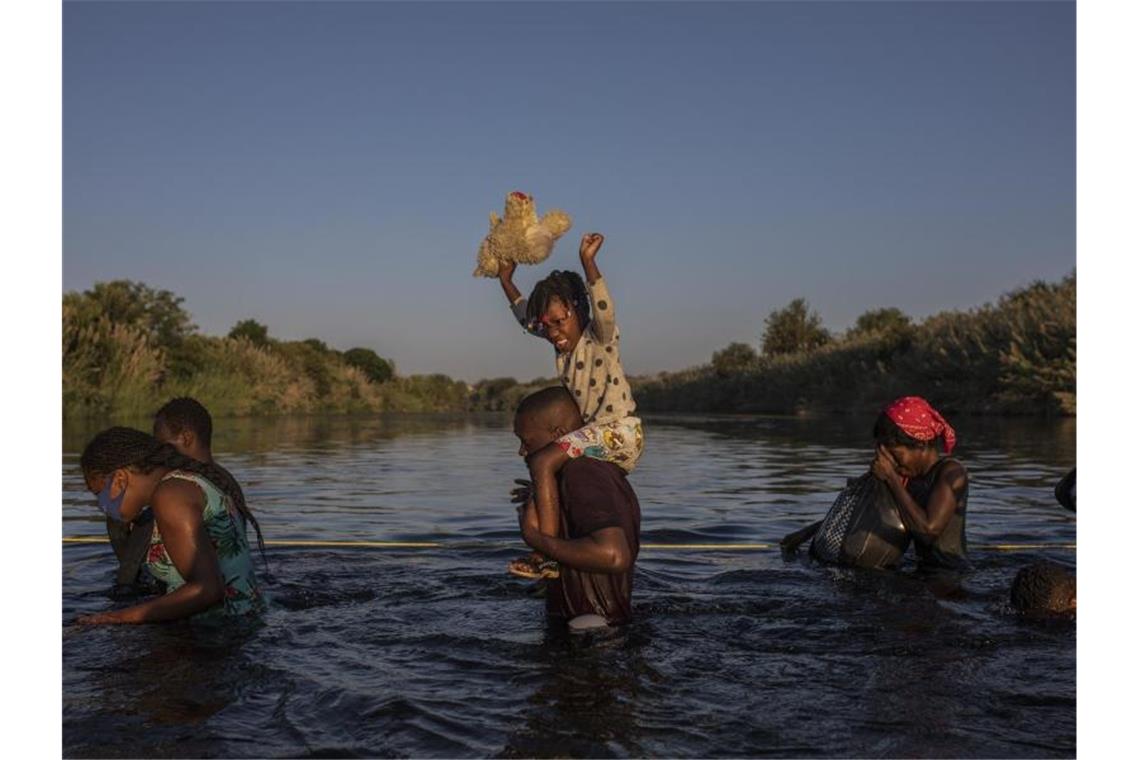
871, 396, 970, 572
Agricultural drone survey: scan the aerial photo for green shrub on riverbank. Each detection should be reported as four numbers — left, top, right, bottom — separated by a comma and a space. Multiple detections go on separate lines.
64, 274, 1074, 420
63, 281, 471, 418
632, 274, 1075, 417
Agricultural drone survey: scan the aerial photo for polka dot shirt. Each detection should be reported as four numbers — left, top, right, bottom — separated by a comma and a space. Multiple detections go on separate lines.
511, 276, 637, 424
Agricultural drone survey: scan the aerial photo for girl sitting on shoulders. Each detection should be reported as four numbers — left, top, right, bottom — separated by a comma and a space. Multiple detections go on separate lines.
496, 233, 644, 579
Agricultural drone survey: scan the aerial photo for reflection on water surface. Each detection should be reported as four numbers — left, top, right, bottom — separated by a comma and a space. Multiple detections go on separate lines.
63, 413, 1075, 757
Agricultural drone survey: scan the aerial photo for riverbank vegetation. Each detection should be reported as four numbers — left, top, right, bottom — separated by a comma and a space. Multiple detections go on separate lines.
63, 274, 1074, 420
63, 281, 480, 418
633, 274, 1075, 417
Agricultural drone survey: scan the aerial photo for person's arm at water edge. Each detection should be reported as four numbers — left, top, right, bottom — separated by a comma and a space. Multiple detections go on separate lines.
871, 446, 964, 544
780, 520, 823, 552
517, 498, 631, 573
77, 480, 225, 624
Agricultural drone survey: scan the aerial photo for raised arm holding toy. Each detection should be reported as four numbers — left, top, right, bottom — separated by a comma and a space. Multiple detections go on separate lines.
498, 232, 644, 579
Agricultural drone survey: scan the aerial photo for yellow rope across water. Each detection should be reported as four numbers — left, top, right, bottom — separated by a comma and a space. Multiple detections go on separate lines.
61, 536, 441, 548
61, 537, 1075, 551
642, 543, 773, 550
974, 543, 1076, 551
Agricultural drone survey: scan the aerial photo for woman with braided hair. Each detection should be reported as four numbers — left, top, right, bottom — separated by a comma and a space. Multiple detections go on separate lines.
106, 397, 268, 595
496, 232, 644, 579
77, 427, 265, 624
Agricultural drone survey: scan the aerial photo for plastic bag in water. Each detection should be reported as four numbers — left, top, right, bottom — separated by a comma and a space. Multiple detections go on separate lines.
810, 473, 911, 569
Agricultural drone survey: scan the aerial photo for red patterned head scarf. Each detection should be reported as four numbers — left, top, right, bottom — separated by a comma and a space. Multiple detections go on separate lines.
882, 396, 957, 454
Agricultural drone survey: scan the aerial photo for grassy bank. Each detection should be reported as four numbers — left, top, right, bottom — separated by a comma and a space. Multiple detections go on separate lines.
62, 280, 549, 419
64, 275, 1074, 421
631, 275, 1075, 417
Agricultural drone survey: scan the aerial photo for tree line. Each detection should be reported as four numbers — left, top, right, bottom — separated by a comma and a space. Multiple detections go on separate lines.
63, 274, 1074, 420
64, 280, 479, 418
636, 274, 1075, 417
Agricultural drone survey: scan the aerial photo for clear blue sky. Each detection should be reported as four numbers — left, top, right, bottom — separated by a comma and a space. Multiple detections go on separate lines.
63, 1, 1075, 382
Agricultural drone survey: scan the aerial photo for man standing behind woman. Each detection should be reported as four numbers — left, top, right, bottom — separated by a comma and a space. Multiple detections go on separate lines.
83, 397, 266, 623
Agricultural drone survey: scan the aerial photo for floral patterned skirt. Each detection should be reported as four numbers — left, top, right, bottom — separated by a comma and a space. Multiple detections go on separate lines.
555, 416, 644, 473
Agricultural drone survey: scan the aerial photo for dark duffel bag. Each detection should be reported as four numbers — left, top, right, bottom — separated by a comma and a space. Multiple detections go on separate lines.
809, 473, 911, 569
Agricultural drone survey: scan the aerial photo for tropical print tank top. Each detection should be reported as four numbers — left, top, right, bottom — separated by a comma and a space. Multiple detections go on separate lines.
146, 470, 265, 620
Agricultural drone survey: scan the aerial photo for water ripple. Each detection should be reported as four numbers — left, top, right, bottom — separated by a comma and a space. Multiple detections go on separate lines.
63, 413, 1074, 757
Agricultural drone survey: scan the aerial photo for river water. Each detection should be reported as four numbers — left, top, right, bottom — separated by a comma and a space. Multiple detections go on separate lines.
62, 413, 1076, 757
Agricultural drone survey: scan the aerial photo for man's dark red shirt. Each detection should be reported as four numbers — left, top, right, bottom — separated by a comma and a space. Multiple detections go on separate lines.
545, 458, 641, 624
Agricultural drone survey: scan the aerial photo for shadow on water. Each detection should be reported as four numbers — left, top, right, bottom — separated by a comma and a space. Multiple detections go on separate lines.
63, 413, 1074, 758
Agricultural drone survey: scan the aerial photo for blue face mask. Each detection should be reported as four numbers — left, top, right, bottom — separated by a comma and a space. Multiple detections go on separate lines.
97, 473, 127, 522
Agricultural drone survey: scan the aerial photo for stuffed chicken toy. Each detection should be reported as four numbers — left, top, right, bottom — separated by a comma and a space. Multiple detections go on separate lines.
473, 191, 572, 277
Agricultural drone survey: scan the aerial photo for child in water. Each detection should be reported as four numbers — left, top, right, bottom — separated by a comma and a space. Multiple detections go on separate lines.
870, 396, 971, 572
497, 232, 643, 578
1010, 561, 1075, 615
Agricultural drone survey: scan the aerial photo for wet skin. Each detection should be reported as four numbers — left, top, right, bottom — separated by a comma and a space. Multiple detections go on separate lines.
78, 467, 224, 624
512, 405, 631, 575
871, 443, 968, 544
153, 421, 211, 464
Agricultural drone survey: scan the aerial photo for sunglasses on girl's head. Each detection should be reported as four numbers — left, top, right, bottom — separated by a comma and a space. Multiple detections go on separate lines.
530, 302, 578, 334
